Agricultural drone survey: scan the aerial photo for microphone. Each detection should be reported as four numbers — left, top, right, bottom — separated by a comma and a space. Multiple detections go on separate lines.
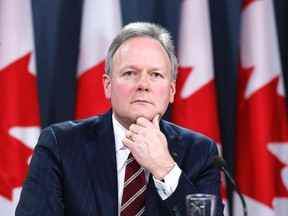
213, 155, 248, 216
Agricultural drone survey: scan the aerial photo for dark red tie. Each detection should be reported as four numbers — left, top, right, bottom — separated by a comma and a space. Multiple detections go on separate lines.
120, 153, 146, 216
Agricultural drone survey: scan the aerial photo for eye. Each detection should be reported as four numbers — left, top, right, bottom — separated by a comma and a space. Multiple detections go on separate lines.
151, 72, 163, 78
124, 71, 135, 77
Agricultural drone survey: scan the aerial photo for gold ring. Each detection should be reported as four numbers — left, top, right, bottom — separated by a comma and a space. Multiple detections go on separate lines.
127, 131, 134, 142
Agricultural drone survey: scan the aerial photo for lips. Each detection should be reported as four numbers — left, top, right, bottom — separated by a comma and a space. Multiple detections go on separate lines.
132, 99, 152, 104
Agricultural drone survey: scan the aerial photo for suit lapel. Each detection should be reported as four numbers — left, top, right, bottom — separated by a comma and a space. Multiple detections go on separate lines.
160, 119, 185, 166
83, 110, 118, 216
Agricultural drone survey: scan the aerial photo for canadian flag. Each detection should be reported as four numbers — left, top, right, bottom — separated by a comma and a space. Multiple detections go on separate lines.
75, 0, 122, 119
171, 0, 228, 214
235, 0, 288, 215
0, 0, 41, 215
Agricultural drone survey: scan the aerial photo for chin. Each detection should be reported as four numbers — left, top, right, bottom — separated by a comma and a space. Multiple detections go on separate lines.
129, 106, 163, 120
132, 112, 156, 121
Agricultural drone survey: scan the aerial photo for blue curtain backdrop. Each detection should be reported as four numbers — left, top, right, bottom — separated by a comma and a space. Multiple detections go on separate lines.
31, 0, 288, 213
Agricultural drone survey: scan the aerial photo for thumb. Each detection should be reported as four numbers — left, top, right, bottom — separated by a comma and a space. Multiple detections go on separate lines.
152, 114, 160, 129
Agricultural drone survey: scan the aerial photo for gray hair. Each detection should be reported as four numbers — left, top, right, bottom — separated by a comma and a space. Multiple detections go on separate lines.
105, 22, 178, 80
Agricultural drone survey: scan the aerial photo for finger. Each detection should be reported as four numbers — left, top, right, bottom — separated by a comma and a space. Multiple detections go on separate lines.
152, 114, 160, 129
125, 130, 135, 142
135, 117, 151, 127
129, 124, 143, 134
122, 137, 134, 149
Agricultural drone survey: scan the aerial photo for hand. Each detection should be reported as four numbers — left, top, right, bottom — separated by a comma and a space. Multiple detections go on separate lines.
122, 114, 175, 180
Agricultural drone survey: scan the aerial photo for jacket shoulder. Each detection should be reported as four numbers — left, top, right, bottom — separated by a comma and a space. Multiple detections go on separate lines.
162, 120, 213, 142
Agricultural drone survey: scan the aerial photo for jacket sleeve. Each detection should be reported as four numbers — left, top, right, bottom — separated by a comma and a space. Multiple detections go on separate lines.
163, 138, 225, 216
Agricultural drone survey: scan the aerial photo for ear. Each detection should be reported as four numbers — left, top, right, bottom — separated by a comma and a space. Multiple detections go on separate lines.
169, 80, 176, 103
102, 74, 111, 99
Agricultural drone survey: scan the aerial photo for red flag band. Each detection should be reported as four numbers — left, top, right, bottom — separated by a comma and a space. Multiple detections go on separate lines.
75, 0, 122, 119
235, 0, 288, 215
0, 0, 41, 215
171, 1, 228, 214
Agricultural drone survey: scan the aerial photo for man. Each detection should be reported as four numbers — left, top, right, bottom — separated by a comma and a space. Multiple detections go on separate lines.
16, 22, 224, 215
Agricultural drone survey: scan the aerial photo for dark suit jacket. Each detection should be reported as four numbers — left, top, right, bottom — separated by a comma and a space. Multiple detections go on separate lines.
16, 110, 224, 216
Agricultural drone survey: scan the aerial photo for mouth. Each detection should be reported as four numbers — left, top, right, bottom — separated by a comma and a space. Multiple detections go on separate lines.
132, 99, 152, 104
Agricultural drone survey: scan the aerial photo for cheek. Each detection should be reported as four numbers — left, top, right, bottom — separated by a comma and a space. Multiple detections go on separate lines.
161, 85, 175, 103
155, 86, 171, 101
111, 82, 132, 98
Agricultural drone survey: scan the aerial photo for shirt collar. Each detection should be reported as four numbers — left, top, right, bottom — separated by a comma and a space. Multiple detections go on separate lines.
112, 113, 127, 152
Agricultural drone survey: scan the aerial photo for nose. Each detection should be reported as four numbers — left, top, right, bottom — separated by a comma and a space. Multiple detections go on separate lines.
136, 73, 150, 91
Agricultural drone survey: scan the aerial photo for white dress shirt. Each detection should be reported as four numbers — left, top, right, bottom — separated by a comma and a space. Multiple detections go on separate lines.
112, 114, 182, 215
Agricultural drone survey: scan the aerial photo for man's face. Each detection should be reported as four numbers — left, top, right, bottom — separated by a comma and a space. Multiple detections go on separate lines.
103, 37, 176, 129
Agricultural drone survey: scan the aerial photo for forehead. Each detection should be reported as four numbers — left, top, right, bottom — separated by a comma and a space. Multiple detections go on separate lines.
118, 36, 165, 52
113, 37, 171, 68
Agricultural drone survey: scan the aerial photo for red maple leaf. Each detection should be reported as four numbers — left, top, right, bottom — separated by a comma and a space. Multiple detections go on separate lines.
235, 61, 288, 208
242, 0, 260, 10
171, 66, 227, 200
75, 60, 111, 120
0, 53, 40, 200
171, 66, 221, 143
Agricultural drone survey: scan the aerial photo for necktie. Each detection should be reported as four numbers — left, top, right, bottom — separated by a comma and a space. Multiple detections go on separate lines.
120, 153, 146, 216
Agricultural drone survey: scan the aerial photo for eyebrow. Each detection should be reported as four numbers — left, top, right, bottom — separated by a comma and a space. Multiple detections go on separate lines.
120, 64, 165, 72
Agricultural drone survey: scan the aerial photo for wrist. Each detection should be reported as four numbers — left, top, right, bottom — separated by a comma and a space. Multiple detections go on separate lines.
153, 160, 175, 180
